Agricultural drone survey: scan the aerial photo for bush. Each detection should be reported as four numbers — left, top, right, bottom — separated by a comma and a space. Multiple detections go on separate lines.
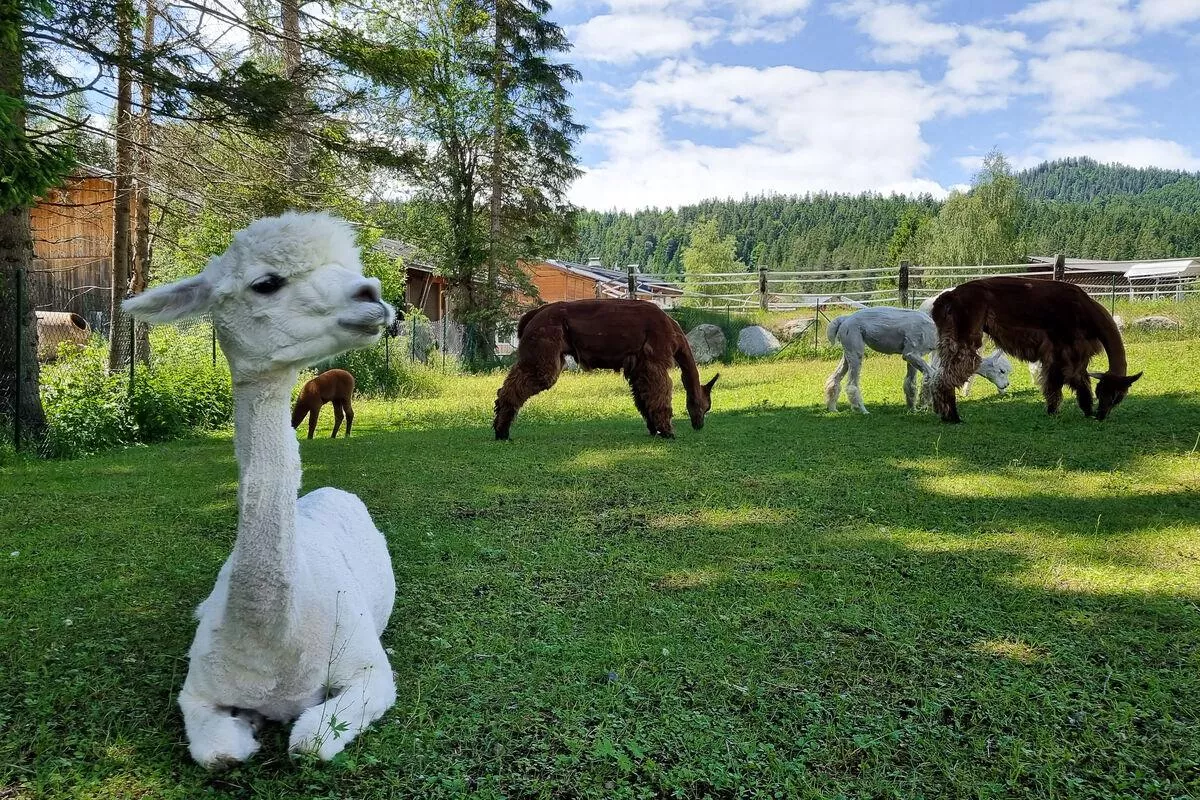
38, 325, 234, 458
320, 338, 444, 399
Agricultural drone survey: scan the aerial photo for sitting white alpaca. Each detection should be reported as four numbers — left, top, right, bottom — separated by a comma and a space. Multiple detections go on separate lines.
919, 289, 1038, 390
124, 212, 397, 768
825, 306, 1010, 414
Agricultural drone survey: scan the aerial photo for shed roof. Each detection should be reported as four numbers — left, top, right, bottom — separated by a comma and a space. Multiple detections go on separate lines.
541, 259, 683, 295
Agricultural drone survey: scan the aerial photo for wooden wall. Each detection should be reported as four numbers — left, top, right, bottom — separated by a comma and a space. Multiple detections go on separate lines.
524, 262, 599, 303
29, 175, 114, 320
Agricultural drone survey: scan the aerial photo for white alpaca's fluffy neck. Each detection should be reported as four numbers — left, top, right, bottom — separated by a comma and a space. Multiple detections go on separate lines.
226, 368, 302, 634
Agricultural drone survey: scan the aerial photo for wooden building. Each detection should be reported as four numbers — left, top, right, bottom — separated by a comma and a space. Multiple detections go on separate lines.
520, 258, 683, 306
29, 167, 115, 323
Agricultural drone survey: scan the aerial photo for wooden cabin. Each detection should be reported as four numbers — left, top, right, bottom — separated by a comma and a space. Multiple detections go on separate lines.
29, 168, 115, 325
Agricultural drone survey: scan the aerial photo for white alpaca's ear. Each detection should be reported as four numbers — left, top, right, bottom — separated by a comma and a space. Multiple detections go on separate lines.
123, 273, 215, 323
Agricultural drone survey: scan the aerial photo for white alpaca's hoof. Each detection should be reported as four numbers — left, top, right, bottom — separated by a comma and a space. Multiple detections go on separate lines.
189, 725, 260, 770
289, 708, 350, 761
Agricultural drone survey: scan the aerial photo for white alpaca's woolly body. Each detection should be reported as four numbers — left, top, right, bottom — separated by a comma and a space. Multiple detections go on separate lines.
825, 306, 1011, 414
124, 212, 397, 767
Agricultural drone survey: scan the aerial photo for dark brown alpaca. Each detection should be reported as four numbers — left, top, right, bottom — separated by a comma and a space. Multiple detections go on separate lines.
931, 277, 1141, 423
291, 369, 356, 439
493, 299, 719, 440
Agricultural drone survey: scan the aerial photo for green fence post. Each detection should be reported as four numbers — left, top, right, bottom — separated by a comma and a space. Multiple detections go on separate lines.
411, 315, 417, 361
442, 314, 447, 373
129, 315, 136, 405
1110, 274, 1117, 315
211, 325, 217, 368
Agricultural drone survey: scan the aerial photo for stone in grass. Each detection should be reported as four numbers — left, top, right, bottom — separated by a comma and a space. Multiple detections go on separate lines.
564, 355, 580, 371
1130, 315, 1181, 331
737, 325, 782, 357
686, 323, 726, 364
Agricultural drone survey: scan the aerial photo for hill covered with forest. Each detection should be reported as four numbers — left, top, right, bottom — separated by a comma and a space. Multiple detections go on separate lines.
562, 158, 1200, 273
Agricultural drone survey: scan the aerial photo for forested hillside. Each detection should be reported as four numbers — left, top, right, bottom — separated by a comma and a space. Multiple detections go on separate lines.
563, 158, 1200, 273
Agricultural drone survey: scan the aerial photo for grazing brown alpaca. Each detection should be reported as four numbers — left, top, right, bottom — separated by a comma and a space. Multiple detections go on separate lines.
493, 299, 719, 440
931, 277, 1141, 423
291, 369, 356, 439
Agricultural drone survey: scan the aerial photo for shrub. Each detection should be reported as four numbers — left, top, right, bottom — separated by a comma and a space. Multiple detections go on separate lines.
321, 337, 444, 399
38, 325, 234, 458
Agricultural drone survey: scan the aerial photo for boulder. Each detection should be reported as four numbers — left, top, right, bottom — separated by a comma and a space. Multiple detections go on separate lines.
1112, 314, 1126, 331
737, 325, 782, 357
1130, 315, 1180, 331
686, 323, 726, 364
564, 355, 580, 371
777, 318, 814, 340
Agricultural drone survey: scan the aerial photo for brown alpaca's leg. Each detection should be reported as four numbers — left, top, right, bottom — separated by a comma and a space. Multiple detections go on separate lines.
344, 397, 354, 436
624, 366, 656, 434
629, 363, 675, 438
307, 405, 320, 439
1068, 372, 1094, 417
331, 400, 345, 438
933, 337, 981, 423
493, 361, 561, 440
1040, 362, 1066, 415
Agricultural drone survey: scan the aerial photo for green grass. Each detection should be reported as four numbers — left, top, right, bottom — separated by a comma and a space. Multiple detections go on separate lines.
2, 340, 1199, 799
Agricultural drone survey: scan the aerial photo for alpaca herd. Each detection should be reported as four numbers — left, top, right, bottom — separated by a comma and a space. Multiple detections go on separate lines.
127, 212, 1142, 768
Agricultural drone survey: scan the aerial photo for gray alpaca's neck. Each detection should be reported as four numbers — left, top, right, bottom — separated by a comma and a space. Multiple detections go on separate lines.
226, 368, 301, 631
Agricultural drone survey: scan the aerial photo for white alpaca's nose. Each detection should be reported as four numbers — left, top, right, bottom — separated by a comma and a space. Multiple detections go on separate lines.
351, 278, 382, 305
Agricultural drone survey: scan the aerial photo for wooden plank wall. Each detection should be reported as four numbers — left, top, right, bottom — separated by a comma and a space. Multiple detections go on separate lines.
29, 176, 115, 320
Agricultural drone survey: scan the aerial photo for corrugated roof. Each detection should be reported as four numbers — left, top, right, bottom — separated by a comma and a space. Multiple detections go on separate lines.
542, 259, 682, 295
373, 237, 435, 273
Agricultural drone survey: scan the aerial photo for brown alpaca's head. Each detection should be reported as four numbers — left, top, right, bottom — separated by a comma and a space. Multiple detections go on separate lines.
1091, 371, 1142, 420
687, 374, 719, 429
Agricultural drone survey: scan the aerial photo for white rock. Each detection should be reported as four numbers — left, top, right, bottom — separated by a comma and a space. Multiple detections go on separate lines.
737, 325, 782, 357
686, 324, 726, 364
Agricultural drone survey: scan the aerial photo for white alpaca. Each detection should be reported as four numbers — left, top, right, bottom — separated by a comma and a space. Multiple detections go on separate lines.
919, 290, 1039, 389
825, 307, 1011, 414
124, 212, 397, 768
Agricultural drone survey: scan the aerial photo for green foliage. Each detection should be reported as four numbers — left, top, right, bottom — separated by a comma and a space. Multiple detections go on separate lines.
38, 327, 232, 458
1017, 156, 1199, 203
3, 340, 1199, 797
916, 151, 1026, 267
681, 218, 748, 307
321, 338, 444, 399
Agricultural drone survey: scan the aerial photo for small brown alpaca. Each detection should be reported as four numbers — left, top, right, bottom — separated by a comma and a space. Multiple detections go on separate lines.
931, 277, 1141, 423
291, 369, 356, 439
493, 299, 719, 440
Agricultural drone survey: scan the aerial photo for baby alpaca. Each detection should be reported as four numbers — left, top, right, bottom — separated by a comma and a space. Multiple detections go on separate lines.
293, 369, 357, 439
124, 212, 397, 768
825, 306, 1010, 414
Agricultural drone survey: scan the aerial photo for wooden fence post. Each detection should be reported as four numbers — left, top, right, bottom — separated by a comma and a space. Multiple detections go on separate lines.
1052, 253, 1065, 281
627, 265, 637, 299
898, 261, 910, 308
758, 265, 769, 311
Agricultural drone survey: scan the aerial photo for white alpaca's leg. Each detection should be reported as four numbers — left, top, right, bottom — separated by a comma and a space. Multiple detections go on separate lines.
289, 647, 396, 760
1029, 361, 1041, 383
961, 375, 973, 397
844, 353, 868, 414
825, 357, 848, 411
179, 686, 262, 769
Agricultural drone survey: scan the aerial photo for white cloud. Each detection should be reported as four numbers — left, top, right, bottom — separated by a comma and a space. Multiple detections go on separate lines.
571, 13, 720, 63
570, 61, 948, 209
1009, 0, 1138, 48
834, 1, 960, 62
1016, 137, 1200, 170
1138, 0, 1200, 29
1026, 49, 1171, 114
570, 0, 811, 61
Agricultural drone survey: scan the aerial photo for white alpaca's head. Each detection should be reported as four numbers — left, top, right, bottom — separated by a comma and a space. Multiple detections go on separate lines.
124, 212, 394, 376
977, 350, 1012, 393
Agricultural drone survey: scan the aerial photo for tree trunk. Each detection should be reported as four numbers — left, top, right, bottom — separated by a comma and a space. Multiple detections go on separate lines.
481, 0, 506, 365
108, 0, 135, 372
131, 0, 156, 363
280, 0, 310, 195
0, 7, 47, 445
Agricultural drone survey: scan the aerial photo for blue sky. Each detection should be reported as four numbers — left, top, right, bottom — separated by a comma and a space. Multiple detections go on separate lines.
549, 0, 1200, 210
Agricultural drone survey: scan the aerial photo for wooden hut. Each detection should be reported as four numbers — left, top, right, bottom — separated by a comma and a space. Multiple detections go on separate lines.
29, 167, 115, 327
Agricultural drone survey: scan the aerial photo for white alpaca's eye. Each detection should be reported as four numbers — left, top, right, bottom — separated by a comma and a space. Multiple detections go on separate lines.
250, 273, 287, 295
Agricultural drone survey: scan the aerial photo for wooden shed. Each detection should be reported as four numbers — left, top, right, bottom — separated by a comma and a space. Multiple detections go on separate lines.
29, 167, 115, 325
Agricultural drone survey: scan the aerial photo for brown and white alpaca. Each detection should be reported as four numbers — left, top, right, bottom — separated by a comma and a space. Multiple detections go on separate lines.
292, 368, 356, 439
930, 277, 1141, 423
493, 299, 718, 440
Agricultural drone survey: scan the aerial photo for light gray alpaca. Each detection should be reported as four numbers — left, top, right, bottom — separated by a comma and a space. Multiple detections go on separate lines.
825, 306, 1010, 414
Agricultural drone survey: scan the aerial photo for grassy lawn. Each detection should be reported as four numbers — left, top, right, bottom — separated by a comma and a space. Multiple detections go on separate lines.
2, 340, 1199, 799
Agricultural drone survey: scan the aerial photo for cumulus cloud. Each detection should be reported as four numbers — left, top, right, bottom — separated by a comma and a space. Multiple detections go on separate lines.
570, 61, 947, 209
1016, 137, 1200, 170
1026, 49, 1172, 114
